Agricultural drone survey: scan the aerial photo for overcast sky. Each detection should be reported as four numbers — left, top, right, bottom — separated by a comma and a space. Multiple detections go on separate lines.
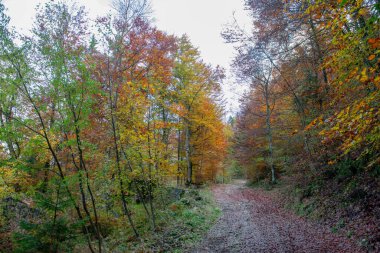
2, 0, 251, 114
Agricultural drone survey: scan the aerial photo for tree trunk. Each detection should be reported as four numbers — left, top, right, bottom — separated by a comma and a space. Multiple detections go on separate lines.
177, 121, 182, 187
264, 86, 275, 183
185, 118, 192, 186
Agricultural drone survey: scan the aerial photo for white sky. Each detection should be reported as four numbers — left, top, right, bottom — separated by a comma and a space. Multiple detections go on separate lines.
3, 0, 251, 114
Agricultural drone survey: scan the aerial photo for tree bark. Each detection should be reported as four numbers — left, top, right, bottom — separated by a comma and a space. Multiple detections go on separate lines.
185, 118, 192, 186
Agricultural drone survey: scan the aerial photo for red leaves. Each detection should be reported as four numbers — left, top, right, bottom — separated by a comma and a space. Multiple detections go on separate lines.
198, 184, 364, 253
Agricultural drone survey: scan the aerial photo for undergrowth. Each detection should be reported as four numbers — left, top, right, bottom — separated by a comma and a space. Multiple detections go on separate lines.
104, 188, 221, 252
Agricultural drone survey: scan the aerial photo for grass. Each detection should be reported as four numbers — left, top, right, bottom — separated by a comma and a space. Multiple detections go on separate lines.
104, 187, 221, 252
247, 178, 284, 191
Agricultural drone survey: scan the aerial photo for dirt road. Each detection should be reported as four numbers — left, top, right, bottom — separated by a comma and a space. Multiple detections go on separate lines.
191, 180, 363, 253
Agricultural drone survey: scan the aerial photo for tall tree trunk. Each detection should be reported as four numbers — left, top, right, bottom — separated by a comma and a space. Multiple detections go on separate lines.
309, 15, 328, 87
262, 50, 315, 169
0, 109, 17, 159
107, 59, 139, 237
146, 105, 156, 230
110, 109, 139, 237
177, 120, 182, 187
74, 125, 103, 252
264, 86, 275, 183
185, 118, 192, 186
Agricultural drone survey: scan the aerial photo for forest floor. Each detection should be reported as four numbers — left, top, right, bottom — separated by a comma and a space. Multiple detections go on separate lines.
190, 180, 364, 253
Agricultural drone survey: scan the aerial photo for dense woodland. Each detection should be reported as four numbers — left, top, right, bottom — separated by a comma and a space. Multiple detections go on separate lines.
0, 0, 226, 251
224, 0, 380, 250
0, 0, 379, 252
226, 0, 380, 183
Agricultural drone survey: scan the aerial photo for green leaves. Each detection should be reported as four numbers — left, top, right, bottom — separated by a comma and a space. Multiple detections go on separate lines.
0, 1, 229, 251
339, 0, 349, 7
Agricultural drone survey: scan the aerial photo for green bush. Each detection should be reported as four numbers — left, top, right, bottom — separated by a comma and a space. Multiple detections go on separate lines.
13, 218, 82, 253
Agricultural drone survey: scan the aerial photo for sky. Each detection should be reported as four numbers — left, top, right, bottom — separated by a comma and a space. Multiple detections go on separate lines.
2, 0, 251, 113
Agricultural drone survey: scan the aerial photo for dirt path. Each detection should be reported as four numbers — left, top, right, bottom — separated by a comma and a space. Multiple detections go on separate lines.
191, 180, 363, 253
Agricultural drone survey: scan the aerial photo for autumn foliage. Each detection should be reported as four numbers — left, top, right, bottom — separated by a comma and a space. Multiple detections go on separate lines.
225, 0, 380, 181
225, 0, 380, 250
0, 1, 227, 251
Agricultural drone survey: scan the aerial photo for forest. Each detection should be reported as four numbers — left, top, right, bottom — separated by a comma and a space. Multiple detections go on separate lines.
0, 0, 379, 252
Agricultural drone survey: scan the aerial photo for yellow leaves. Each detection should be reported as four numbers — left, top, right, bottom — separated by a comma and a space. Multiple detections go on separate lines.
358, 8, 367, 16
153, 121, 177, 130
356, 63, 379, 86
281, 1, 380, 168
0, 165, 31, 199
359, 68, 368, 83
127, 169, 142, 180
318, 92, 380, 157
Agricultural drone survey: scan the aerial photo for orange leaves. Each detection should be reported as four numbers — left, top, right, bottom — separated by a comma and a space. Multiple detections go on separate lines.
188, 96, 228, 183
108, 31, 226, 184
152, 121, 177, 130
229, 0, 379, 179
367, 39, 379, 62
305, 116, 323, 132
306, 0, 380, 162
368, 38, 380, 49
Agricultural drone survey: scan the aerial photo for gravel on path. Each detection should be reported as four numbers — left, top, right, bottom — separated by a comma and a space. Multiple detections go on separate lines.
191, 180, 363, 253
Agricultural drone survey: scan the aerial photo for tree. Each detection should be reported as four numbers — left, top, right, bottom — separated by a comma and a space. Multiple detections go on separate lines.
0, 1, 229, 251
172, 35, 224, 185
